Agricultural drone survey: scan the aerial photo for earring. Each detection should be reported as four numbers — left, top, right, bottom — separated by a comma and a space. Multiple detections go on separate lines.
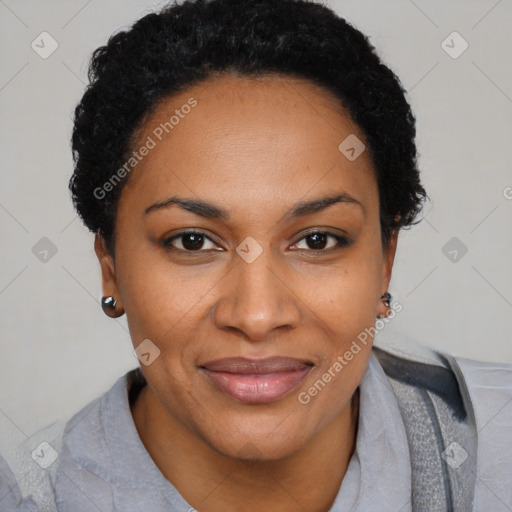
377, 292, 392, 319
101, 296, 123, 318
380, 292, 392, 307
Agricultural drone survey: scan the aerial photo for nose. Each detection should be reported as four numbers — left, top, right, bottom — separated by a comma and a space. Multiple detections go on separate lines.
213, 249, 301, 342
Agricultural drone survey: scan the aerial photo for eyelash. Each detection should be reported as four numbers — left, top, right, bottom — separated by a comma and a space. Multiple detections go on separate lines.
161, 229, 350, 255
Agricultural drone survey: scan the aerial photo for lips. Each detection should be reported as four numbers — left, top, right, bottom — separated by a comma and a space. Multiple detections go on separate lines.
200, 357, 313, 404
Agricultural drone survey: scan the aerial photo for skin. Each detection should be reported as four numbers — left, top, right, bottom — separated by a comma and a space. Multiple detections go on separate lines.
95, 73, 398, 512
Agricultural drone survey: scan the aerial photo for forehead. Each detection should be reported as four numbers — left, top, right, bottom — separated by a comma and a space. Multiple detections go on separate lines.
121, 73, 377, 218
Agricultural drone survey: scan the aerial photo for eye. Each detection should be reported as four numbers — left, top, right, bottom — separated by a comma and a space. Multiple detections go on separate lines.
162, 230, 219, 252
292, 230, 349, 252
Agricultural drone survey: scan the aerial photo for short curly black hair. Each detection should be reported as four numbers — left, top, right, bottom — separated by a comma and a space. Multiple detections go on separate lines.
69, 0, 426, 254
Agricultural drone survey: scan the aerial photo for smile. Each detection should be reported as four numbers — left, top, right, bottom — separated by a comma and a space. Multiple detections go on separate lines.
199, 357, 313, 404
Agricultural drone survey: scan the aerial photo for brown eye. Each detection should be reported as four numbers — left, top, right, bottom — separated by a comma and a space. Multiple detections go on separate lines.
163, 231, 218, 252
181, 233, 205, 250
294, 231, 350, 252
305, 233, 328, 250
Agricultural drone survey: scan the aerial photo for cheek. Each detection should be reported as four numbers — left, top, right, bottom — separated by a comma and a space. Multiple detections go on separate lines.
293, 246, 383, 333
114, 230, 218, 339
295, 345, 370, 442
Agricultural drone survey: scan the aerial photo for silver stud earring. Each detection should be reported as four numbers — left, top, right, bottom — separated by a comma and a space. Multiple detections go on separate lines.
380, 292, 392, 307
377, 292, 392, 319
101, 296, 116, 310
101, 296, 123, 318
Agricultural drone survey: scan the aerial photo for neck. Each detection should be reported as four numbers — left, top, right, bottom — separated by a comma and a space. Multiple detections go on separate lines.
132, 385, 359, 512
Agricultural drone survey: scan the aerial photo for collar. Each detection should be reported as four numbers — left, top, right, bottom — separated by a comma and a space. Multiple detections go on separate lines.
329, 352, 412, 511
57, 351, 411, 511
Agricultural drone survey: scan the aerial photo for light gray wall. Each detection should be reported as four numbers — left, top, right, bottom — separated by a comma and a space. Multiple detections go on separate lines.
1, 0, 511, 451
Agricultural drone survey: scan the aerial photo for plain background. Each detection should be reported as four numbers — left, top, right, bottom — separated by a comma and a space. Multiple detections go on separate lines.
0, 0, 511, 458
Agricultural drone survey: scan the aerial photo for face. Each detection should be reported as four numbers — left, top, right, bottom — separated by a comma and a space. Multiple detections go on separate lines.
96, 73, 397, 460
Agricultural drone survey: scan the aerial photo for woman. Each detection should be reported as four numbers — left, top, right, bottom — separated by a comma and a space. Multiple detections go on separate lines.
2, 0, 511, 510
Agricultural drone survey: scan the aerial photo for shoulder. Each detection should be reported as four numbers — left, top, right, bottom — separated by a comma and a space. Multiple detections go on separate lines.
453, 355, 512, 397
372, 335, 512, 439
453, 356, 512, 510
373, 330, 512, 510
374, 327, 512, 415
1, 419, 66, 512
56, 369, 135, 480
0, 453, 37, 511
1, 369, 141, 512
54, 368, 150, 510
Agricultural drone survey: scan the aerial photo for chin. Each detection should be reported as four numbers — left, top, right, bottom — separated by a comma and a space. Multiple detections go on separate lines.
200, 418, 312, 462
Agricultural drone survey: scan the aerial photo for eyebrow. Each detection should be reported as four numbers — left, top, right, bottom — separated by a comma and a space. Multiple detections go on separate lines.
144, 193, 363, 221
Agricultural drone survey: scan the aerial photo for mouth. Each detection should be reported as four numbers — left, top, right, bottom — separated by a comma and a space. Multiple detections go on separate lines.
199, 356, 314, 404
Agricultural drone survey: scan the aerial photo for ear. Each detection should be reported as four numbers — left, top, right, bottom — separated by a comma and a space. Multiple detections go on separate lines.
94, 233, 124, 313
378, 229, 399, 317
